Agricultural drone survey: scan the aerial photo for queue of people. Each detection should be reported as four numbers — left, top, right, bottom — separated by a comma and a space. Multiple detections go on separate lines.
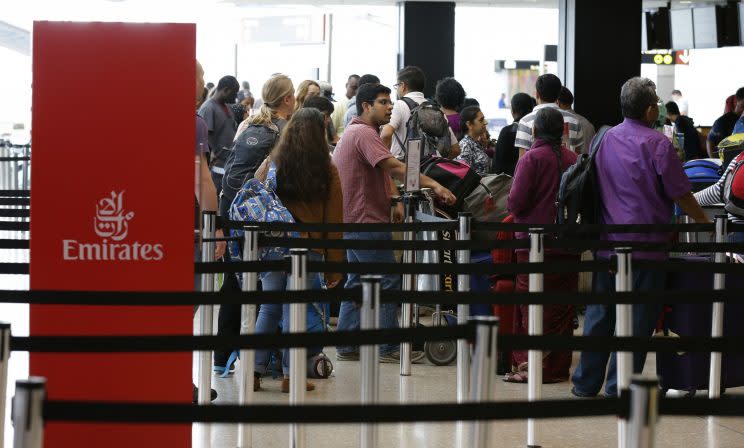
194, 60, 743, 401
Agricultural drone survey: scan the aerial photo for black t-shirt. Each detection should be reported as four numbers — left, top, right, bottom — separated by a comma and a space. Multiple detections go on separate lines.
675, 115, 703, 161
708, 112, 739, 148
491, 122, 519, 176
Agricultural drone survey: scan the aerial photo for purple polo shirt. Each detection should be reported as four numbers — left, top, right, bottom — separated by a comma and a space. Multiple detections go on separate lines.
596, 118, 691, 260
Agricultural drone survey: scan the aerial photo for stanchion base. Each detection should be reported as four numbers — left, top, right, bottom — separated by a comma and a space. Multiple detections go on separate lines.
527, 445, 542, 448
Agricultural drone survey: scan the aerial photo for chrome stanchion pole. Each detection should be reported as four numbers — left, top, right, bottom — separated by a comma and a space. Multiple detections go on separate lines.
198, 212, 216, 406
709, 215, 727, 399
360, 276, 382, 448
400, 193, 416, 377
21, 146, 29, 191
0, 322, 10, 448
628, 377, 659, 448
615, 248, 633, 448
527, 229, 544, 448
469, 316, 498, 448
289, 249, 308, 448
11, 378, 46, 448
237, 226, 259, 448
456, 212, 472, 404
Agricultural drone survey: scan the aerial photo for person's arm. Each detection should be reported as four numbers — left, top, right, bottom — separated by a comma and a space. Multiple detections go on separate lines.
674, 192, 711, 223
197, 152, 226, 259
390, 176, 404, 223
380, 124, 395, 149
506, 156, 532, 216
447, 127, 460, 158
514, 119, 532, 160
377, 156, 456, 206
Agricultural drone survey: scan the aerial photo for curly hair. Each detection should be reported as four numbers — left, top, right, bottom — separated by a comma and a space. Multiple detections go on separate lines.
273, 108, 331, 202
435, 77, 466, 110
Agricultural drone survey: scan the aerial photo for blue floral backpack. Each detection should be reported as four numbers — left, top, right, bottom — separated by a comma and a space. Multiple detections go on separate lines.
228, 161, 300, 261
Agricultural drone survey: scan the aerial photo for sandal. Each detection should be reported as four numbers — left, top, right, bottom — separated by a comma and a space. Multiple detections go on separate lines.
503, 371, 529, 383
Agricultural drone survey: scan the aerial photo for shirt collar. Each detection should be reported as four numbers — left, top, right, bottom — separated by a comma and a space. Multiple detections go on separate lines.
624, 117, 651, 128
534, 103, 559, 111
404, 91, 426, 101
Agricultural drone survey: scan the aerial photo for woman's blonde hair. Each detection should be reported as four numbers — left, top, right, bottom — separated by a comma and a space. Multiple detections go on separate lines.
294, 80, 320, 113
248, 74, 294, 127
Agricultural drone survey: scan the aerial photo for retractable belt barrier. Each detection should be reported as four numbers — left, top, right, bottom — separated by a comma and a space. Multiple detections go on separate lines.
36, 396, 744, 425
2, 288, 744, 306
5, 213, 744, 448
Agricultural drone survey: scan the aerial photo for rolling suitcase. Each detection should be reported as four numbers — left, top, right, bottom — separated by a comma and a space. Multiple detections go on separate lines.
656, 256, 744, 395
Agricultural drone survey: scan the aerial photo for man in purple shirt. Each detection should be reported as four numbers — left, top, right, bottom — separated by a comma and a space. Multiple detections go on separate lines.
571, 77, 709, 398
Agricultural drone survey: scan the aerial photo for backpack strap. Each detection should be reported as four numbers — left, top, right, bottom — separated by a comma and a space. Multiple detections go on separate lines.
589, 125, 612, 157
393, 98, 421, 156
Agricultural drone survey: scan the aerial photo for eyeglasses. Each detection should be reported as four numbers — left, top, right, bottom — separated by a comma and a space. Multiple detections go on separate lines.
375, 99, 393, 106
393, 83, 402, 89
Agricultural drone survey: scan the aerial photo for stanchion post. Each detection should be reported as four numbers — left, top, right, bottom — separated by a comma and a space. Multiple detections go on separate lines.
289, 249, 308, 448
709, 215, 727, 399
400, 193, 417, 377
615, 248, 633, 448
468, 316, 499, 448
21, 146, 30, 191
360, 276, 382, 448
527, 229, 544, 448
456, 212, 472, 404
1, 322, 10, 447
11, 377, 46, 448
237, 226, 259, 448
198, 211, 216, 406
628, 377, 659, 448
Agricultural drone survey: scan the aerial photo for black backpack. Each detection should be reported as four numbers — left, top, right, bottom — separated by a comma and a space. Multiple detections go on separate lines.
555, 125, 611, 239
221, 121, 280, 208
394, 97, 452, 159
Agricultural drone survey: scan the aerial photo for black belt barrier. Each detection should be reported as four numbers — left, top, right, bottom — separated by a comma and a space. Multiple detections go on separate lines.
2, 288, 744, 306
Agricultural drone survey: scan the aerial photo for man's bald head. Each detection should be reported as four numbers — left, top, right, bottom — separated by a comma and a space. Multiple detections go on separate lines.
196, 60, 205, 104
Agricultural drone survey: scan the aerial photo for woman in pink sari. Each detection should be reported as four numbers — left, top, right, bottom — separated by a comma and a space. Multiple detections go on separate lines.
505, 107, 579, 383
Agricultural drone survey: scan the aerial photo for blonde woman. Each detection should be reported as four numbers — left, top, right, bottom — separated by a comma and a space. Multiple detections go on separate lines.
214, 74, 295, 380
294, 80, 320, 114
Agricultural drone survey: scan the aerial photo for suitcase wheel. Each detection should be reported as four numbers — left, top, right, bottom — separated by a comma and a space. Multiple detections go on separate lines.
424, 340, 457, 366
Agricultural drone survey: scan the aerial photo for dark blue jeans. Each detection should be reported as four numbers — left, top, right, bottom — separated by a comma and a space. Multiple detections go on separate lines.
571, 267, 665, 397
336, 232, 401, 355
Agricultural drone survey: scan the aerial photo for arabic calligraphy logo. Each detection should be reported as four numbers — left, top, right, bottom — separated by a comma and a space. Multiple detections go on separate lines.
94, 191, 135, 241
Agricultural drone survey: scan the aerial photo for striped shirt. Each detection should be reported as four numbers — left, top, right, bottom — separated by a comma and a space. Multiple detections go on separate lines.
514, 103, 584, 152
694, 157, 742, 223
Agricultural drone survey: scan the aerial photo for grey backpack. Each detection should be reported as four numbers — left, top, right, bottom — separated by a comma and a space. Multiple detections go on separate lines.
395, 98, 452, 159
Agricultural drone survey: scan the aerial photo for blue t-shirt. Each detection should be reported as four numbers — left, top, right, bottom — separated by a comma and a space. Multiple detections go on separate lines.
733, 115, 744, 135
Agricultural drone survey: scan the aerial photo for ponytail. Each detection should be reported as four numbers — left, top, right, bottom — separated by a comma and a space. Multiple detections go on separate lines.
248, 74, 294, 127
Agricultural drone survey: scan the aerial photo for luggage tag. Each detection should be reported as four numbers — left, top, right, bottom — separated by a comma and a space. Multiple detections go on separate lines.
404, 138, 422, 193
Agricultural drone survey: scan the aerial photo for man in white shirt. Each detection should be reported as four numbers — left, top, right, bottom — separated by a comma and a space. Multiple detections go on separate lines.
515, 74, 584, 158
381, 66, 459, 159
671, 89, 689, 116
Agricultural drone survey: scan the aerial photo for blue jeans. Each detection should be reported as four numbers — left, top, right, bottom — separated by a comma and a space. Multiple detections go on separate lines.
254, 250, 323, 376
336, 232, 401, 355
571, 267, 665, 397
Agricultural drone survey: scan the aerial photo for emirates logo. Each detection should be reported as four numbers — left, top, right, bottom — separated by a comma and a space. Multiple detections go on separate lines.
63, 190, 164, 262
94, 191, 134, 241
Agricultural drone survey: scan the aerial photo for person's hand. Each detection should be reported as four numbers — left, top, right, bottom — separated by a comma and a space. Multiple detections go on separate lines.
214, 228, 227, 260
433, 184, 456, 206
392, 201, 405, 223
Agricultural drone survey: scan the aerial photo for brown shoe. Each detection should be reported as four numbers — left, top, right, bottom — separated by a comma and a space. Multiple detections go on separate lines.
281, 377, 315, 393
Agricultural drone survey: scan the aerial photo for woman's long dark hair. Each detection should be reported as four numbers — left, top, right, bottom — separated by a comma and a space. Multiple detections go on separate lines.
533, 107, 565, 168
273, 108, 331, 202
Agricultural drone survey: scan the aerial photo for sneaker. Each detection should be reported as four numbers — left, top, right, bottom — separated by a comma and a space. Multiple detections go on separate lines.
281, 378, 316, 393
570, 386, 598, 398
336, 351, 360, 361
379, 350, 426, 364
